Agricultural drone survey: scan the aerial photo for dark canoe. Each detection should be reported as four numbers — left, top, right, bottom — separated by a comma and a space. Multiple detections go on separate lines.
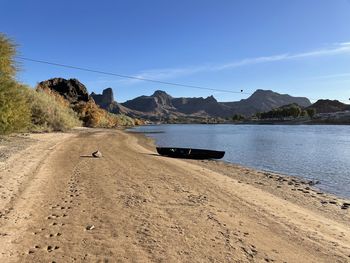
156, 147, 225, 160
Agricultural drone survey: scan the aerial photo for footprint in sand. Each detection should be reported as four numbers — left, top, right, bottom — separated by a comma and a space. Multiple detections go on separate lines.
48, 232, 62, 238
27, 245, 41, 254
47, 214, 60, 220
47, 245, 59, 252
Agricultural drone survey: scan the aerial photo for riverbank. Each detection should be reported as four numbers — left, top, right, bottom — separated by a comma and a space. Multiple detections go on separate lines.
0, 129, 349, 262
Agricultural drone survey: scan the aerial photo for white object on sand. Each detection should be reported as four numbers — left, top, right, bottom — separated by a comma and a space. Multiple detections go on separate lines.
92, 150, 102, 158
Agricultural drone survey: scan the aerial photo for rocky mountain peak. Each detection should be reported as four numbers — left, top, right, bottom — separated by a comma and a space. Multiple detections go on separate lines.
205, 95, 217, 103
152, 90, 171, 97
91, 87, 114, 106
151, 90, 173, 107
120, 88, 312, 120
90, 87, 129, 115
245, 89, 311, 107
37, 78, 90, 103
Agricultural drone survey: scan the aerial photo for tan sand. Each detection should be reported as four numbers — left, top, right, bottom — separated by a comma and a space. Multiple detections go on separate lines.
0, 128, 349, 262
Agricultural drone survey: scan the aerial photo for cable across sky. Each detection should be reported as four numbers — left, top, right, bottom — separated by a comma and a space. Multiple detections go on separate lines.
16, 56, 251, 95
16, 56, 349, 103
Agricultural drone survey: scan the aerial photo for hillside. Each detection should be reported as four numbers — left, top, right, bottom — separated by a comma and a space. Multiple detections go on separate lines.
122, 90, 176, 113
223, 89, 312, 116
117, 89, 311, 121
307, 99, 350, 114
37, 78, 137, 127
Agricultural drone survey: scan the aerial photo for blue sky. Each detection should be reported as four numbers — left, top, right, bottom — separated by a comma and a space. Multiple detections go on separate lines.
1, 0, 350, 102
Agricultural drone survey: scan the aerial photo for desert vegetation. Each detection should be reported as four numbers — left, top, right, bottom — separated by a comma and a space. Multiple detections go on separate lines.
0, 34, 31, 134
0, 33, 140, 135
256, 104, 315, 120
0, 33, 82, 134
26, 88, 82, 132
73, 99, 132, 128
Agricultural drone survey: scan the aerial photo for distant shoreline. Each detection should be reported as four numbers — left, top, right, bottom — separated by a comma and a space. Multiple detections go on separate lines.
132, 120, 350, 126
233, 120, 350, 125
147, 120, 350, 125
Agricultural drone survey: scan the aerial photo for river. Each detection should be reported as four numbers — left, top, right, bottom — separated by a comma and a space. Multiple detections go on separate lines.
132, 124, 350, 198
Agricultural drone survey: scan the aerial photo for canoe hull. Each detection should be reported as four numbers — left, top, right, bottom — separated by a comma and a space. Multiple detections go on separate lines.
156, 147, 225, 160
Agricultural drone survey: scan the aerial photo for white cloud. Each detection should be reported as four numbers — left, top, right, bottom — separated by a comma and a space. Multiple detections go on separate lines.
339, 42, 350, 46
107, 42, 350, 85
309, 72, 350, 80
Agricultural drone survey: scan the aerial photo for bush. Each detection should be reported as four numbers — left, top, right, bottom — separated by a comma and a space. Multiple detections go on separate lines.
74, 100, 111, 128
232, 114, 245, 121
115, 114, 136, 126
26, 89, 82, 132
0, 79, 31, 134
0, 33, 17, 78
0, 33, 31, 134
259, 104, 303, 119
36, 86, 141, 128
74, 100, 137, 128
306, 108, 316, 118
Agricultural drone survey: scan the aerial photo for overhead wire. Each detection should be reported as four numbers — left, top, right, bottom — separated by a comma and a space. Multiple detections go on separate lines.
16, 56, 349, 103
16, 56, 250, 95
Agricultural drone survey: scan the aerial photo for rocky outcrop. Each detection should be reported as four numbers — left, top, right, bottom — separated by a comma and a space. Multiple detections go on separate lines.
91, 88, 129, 114
307, 99, 350, 114
91, 88, 114, 107
37, 78, 90, 104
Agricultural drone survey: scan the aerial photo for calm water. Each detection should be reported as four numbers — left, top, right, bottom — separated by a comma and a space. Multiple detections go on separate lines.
132, 124, 350, 198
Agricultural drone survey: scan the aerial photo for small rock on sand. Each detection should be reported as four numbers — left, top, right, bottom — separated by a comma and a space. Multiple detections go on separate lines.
92, 150, 102, 158
85, 225, 95, 231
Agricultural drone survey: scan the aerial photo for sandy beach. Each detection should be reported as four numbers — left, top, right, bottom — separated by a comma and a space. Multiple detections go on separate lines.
0, 128, 349, 262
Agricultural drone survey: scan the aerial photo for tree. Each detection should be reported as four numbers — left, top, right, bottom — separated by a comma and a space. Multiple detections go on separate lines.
0, 33, 17, 78
300, 110, 309, 118
0, 79, 30, 134
306, 108, 316, 118
0, 33, 30, 134
255, 112, 262, 119
232, 114, 245, 121
258, 104, 304, 120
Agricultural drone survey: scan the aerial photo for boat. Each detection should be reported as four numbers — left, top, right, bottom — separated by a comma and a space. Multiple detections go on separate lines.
156, 147, 225, 160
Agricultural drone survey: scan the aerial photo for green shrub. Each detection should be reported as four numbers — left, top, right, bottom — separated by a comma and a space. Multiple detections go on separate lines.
0, 79, 31, 134
232, 114, 245, 121
306, 108, 316, 118
0, 33, 31, 134
26, 89, 82, 132
114, 114, 135, 126
0, 33, 17, 78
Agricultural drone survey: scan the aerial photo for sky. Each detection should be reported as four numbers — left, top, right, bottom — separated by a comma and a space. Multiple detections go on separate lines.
1, 0, 350, 103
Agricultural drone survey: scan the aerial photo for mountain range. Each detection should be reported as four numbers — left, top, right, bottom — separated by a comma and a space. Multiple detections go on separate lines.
92, 88, 312, 121
37, 78, 349, 123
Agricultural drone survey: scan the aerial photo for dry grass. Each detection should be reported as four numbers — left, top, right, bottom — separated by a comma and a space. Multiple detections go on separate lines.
0, 79, 31, 134
26, 89, 82, 132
